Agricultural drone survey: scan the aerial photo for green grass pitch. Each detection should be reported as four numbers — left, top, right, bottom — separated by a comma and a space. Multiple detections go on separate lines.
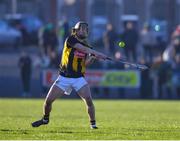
0, 99, 180, 140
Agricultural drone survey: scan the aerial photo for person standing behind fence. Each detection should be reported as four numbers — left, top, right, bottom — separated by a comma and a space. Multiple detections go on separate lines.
103, 23, 117, 56
62, 18, 70, 43
172, 25, 180, 55
140, 24, 155, 62
18, 51, 32, 97
122, 22, 139, 61
42, 23, 59, 55
172, 54, 180, 98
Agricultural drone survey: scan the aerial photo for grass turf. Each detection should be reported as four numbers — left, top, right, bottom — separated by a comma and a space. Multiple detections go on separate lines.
0, 99, 180, 140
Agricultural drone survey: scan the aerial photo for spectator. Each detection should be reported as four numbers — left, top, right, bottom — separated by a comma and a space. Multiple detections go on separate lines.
151, 55, 172, 99
139, 58, 152, 98
140, 24, 155, 62
16, 24, 28, 46
42, 23, 59, 55
171, 54, 180, 98
62, 18, 70, 43
171, 25, 180, 55
155, 36, 166, 56
122, 22, 139, 61
49, 50, 60, 68
18, 51, 32, 97
103, 23, 117, 56
163, 25, 180, 63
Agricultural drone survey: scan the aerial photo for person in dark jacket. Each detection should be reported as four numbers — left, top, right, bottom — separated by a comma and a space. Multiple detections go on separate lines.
42, 24, 59, 55
18, 51, 32, 97
172, 54, 180, 98
103, 23, 117, 56
122, 22, 138, 61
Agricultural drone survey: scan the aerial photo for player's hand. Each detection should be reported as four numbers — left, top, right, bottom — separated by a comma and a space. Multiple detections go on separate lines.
88, 55, 96, 62
85, 55, 96, 66
89, 55, 96, 60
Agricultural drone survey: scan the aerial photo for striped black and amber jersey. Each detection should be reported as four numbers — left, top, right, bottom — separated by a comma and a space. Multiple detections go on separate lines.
59, 35, 90, 78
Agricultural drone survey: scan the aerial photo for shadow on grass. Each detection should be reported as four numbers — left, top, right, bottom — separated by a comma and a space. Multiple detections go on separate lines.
1, 128, 74, 134
44, 128, 127, 135
122, 128, 180, 132
0, 115, 32, 118
0, 129, 29, 134
1, 127, 150, 135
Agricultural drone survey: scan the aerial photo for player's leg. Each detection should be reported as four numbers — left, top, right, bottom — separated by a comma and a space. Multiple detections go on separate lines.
32, 85, 64, 127
43, 85, 65, 118
77, 84, 98, 129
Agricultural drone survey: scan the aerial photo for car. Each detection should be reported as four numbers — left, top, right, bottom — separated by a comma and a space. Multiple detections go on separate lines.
5, 14, 43, 45
0, 20, 22, 47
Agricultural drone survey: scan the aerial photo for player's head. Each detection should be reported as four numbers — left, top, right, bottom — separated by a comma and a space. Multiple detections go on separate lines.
72, 21, 88, 39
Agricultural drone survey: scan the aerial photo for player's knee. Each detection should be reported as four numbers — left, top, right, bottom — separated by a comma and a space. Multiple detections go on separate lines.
85, 96, 94, 107
44, 98, 53, 106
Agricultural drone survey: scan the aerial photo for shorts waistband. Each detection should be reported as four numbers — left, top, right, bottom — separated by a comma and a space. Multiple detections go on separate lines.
59, 71, 84, 78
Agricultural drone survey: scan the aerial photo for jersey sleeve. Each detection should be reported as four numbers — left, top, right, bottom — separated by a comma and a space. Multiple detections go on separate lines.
66, 36, 79, 47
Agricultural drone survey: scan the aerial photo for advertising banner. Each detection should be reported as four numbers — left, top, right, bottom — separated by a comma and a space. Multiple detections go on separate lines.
85, 70, 140, 88
42, 69, 140, 88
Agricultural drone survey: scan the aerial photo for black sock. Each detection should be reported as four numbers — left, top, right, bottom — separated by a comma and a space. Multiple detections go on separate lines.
90, 120, 96, 125
43, 115, 49, 120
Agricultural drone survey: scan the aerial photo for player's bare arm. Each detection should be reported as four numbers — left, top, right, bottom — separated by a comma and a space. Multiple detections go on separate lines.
73, 43, 108, 60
